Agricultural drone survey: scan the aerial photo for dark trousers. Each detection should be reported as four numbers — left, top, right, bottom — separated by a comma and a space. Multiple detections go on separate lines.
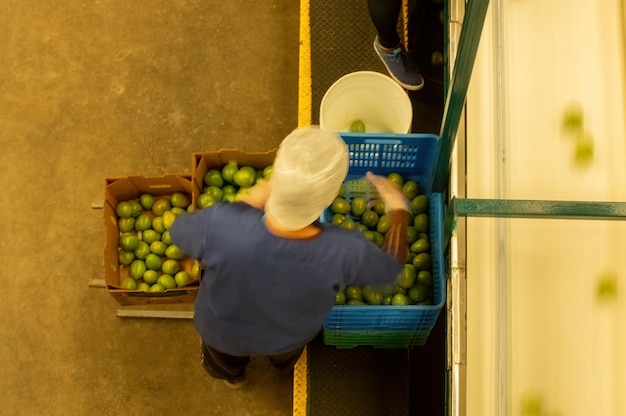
200, 340, 305, 382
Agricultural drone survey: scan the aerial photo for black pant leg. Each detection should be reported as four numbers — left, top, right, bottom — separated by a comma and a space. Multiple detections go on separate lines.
268, 346, 305, 372
200, 341, 250, 381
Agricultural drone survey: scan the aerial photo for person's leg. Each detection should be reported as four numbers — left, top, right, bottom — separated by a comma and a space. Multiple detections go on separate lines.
367, 0, 403, 49
368, 0, 424, 91
200, 340, 249, 385
268, 346, 305, 372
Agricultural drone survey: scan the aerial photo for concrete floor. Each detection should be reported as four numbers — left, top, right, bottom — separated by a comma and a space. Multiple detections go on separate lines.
0, 1, 299, 415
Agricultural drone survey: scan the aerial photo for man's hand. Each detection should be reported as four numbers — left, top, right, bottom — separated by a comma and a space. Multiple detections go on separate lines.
239, 178, 272, 209
365, 171, 409, 213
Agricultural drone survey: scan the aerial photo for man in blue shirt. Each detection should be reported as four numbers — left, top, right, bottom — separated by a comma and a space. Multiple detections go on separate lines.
171, 126, 410, 388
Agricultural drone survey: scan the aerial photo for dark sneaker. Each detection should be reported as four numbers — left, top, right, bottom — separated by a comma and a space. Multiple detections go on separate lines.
373, 37, 424, 91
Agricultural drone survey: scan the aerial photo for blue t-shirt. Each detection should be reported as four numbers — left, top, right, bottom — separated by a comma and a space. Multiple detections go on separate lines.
170, 202, 402, 356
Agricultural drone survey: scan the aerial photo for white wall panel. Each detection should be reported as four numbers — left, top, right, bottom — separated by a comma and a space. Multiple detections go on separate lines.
465, 1, 626, 415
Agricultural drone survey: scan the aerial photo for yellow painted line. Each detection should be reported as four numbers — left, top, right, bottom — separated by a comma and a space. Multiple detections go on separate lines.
297, 0, 312, 127
294, 0, 311, 414
293, 345, 308, 416
402, 0, 409, 50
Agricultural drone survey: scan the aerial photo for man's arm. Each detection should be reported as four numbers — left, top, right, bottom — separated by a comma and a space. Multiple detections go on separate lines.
381, 209, 411, 264
366, 171, 411, 265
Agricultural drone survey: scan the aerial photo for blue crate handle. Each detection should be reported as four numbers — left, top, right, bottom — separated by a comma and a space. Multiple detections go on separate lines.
361, 139, 403, 145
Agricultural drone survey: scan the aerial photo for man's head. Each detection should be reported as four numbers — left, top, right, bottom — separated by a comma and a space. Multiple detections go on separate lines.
266, 126, 349, 231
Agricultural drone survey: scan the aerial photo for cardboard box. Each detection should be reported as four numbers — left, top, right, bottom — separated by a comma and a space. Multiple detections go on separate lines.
103, 174, 201, 306
192, 148, 277, 208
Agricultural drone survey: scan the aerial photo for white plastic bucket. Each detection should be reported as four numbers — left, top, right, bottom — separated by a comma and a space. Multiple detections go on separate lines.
319, 71, 413, 134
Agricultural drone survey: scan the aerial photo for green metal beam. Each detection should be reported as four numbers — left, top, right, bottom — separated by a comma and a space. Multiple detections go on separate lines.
451, 197, 626, 220
445, 197, 626, 246
432, 0, 490, 193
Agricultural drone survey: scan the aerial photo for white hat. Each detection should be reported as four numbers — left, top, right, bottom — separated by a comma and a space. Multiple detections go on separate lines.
266, 126, 349, 231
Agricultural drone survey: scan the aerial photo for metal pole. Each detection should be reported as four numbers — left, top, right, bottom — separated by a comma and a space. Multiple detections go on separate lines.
432, 0, 491, 193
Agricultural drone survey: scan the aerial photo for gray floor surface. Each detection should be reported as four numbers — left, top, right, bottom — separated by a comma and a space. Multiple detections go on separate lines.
0, 1, 299, 415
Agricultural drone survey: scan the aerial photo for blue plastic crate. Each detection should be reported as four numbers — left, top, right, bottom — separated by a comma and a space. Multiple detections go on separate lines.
338, 133, 439, 193
322, 133, 445, 348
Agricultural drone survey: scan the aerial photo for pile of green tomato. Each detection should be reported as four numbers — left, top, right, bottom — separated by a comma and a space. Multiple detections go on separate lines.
330, 172, 435, 306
